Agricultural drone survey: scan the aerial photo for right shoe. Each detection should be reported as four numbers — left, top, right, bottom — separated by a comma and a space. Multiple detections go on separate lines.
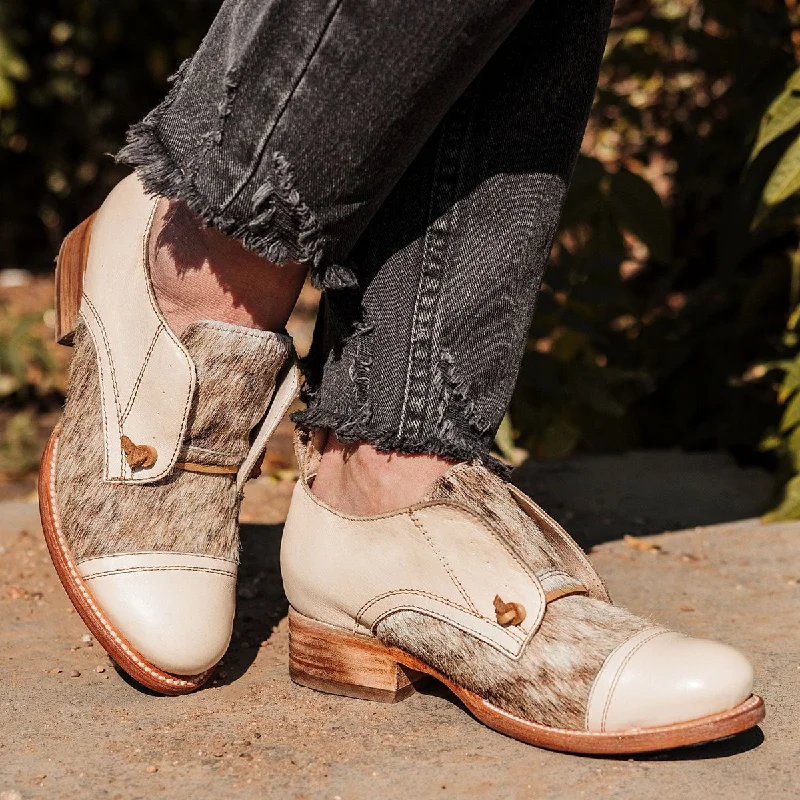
40, 174, 300, 694
281, 429, 764, 754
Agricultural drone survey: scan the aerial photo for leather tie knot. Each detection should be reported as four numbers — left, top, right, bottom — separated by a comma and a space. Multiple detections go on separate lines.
493, 595, 526, 626
120, 435, 157, 469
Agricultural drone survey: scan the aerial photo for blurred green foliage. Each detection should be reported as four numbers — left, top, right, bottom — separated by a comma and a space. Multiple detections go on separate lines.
3, 0, 800, 514
0, 303, 58, 399
509, 0, 800, 485
0, 410, 39, 476
0, 0, 219, 269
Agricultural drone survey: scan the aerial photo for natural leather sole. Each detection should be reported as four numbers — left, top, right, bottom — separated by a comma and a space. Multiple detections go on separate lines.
55, 213, 95, 346
38, 426, 213, 695
288, 608, 765, 755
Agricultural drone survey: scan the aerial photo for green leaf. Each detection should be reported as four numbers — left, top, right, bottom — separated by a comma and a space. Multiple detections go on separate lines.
494, 412, 517, 462
607, 170, 673, 261
749, 66, 800, 165
762, 134, 800, 207
778, 355, 800, 403
779, 390, 800, 432
763, 473, 800, 522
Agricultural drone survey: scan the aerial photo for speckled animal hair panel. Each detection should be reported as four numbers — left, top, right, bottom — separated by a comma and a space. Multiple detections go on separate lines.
376, 596, 652, 730
55, 321, 288, 562
423, 462, 562, 572
178, 320, 292, 466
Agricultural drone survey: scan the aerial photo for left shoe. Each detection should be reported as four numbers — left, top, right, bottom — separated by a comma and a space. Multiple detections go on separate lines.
39, 174, 300, 693
281, 429, 764, 754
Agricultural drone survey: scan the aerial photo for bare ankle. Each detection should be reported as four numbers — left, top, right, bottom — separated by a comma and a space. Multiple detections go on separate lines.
148, 198, 307, 337
310, 432, 455, 515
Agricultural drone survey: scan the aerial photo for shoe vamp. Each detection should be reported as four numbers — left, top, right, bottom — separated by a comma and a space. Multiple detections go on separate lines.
376, 595, 651, 730
423, 462, 563, 572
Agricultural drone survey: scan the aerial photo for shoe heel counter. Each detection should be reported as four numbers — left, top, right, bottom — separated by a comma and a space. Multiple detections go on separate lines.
281, 478, 363, 630
55, 212, 96, 345
281, 478, 324, 614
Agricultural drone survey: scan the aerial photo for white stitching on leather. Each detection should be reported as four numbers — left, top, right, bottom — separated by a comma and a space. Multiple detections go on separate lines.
119, 326, 162, 424
121, 197, 195, 483
356, 589, 475, 625
79, 301, 116, 476
355, 588, 526, 645
600, 630, 670, 732
408, 511, 480, 615
78, 551, 237, 565
83, 566, 236, 579
369, 605, 525, 659
584, 628, 668, 732
48, 438, 211, 688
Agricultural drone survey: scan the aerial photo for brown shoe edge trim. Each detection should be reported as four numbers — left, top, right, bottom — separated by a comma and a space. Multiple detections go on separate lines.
38, 426, 214, 695
287, 608, 765, 755
55, 212, 96, 346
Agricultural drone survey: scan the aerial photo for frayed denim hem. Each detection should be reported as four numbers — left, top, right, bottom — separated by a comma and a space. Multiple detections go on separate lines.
291, 406, 513, 479
116, 61, 358, 291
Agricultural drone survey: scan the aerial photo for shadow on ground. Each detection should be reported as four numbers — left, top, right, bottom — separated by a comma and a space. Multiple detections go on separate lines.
215, 522, 287, 685
512, 450, 774, 549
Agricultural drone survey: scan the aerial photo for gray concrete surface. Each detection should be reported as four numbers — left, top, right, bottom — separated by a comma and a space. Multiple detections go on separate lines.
1, 451, 798, 799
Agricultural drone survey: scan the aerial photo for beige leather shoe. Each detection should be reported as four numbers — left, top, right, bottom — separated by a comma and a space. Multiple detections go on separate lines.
39, 174, 300, 694
282, 430, 764, 754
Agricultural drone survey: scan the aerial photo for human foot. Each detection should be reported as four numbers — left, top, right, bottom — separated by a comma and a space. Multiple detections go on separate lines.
42, 174, 300, 693
281, 428, 764, 753
310, 431, 456, 515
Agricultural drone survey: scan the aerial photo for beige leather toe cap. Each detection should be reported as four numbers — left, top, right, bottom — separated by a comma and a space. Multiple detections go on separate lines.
78, 553, 237, 676
586, 628, 754, 733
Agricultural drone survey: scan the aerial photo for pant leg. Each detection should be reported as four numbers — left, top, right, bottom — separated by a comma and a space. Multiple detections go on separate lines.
118, 0, 537, 289
295, 0, 615, 471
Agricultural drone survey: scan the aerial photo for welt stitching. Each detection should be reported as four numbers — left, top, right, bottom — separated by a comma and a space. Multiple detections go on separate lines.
600, 629, 668, 731
398, 91, 477, 437
120, 327, 162, 424
409, 510, 479, 614
220, 0, 345, 210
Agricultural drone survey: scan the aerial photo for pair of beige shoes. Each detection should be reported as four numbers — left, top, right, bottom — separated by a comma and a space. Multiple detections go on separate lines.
40, 175, 764, 755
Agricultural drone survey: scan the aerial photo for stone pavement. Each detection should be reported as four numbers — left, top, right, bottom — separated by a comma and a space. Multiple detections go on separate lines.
1, 450, 798, 800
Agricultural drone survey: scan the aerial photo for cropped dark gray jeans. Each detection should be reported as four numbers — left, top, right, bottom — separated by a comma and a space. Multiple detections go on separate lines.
119, 0, 614, 471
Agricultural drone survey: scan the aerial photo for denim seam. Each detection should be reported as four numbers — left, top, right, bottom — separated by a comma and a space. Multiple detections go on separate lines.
117, 16, 355, 286
220, 0, 344, 213
397, 96, 474, 441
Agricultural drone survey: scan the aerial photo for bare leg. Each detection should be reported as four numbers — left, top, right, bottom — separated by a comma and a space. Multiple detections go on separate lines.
310, 432, 454, 515
148, 199, 307, 337
148, 199, 449, 512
